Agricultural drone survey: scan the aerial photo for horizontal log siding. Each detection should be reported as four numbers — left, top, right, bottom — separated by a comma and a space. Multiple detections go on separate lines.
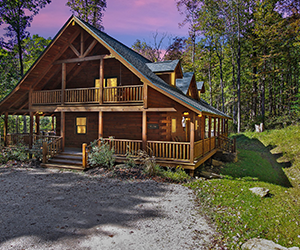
65, 112, 98, 148
103, 112, 142, 140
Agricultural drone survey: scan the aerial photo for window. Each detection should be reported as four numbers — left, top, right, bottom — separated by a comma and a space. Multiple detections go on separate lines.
76, 117, 86, 134
171, 118, 176, 133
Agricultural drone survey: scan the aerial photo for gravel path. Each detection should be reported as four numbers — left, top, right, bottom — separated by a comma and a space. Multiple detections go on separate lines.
0, 167, 216, 249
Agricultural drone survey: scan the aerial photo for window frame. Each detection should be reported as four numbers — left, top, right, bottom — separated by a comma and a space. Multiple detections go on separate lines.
76, 117, 87, 135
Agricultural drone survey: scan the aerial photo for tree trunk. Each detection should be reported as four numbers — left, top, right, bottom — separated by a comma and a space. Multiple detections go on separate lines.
237, 3, 241, 133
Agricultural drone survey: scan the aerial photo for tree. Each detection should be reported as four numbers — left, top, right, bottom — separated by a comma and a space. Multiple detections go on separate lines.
66, 0, 106, 31
0, 0, 51, 76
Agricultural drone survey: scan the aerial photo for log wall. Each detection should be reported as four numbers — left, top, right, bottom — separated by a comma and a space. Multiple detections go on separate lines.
64, 112, 98, 148
103, 112, 142, 140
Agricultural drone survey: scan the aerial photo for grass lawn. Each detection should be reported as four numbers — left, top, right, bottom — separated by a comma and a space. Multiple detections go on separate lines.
187, 124, 300, 249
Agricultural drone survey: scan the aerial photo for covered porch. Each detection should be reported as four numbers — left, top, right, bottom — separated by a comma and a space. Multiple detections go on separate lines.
3, 109, 235, 174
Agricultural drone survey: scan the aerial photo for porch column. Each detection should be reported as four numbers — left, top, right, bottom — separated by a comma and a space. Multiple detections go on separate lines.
226, 119, 229, 136
29, 112, 34, 149
51, 115, 55, 131
143, 83, 148, 109
190, 113, 195, 163
60, 111, 65, 151
99, 111, 103, 138
99, 59, 104, 105
213, 117, 216, 149
35, 114, 40, 135
142, 110, 147, 151
4, 112, 8, 146
61, 63, 66, 104
218, 118, 220, 136
201, 115, 205, 155
208, 116, 211, 151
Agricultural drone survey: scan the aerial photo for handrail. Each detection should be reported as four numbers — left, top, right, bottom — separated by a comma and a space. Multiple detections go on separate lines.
42, 136, 63, 163
217, 136, 236, 153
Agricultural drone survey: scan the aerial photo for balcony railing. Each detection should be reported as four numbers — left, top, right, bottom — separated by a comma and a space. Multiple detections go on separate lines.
32, 85, 143, 105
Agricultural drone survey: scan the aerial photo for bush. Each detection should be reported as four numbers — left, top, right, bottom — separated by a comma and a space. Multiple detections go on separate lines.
161, 166, 191, 183
88, 139, 115, 168
0, 144, 29, 163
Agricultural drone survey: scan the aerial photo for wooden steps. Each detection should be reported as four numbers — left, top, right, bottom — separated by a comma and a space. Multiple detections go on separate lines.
41, 151, 85, 170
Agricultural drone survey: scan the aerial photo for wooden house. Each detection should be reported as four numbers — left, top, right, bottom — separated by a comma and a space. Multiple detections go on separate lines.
0, 16, 234, 175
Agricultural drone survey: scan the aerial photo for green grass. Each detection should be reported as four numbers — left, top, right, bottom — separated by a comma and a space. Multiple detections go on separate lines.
187, 124, 300, 249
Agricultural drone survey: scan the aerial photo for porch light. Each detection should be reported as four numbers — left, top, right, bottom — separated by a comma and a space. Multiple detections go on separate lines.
198, 113, 202, 118
38, 111, 43, 115
183, 112, 189, 116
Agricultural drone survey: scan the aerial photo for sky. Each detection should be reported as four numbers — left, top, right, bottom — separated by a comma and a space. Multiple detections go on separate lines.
0, 0, 189, 48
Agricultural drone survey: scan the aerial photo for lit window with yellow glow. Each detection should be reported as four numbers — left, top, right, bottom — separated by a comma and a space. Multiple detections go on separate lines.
171, 118, 176, 133
76, 117, 86, 134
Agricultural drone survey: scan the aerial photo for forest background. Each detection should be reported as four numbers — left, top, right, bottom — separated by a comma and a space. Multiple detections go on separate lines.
0, 0, 299, 134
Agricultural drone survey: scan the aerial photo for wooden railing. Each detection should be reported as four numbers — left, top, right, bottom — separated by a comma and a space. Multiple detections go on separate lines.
217, 135, 236, 153
103, 85, 143, 103
65, 87, 99, 103
103, 138, 142, 156
32, 85, 143, 105
147, 140, 190, 161
32, 90, 61, 104
194, 137, 216, 160
7, 133, 59, 146
42, 136, 63, 163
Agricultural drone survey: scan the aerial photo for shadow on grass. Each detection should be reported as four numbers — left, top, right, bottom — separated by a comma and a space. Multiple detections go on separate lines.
0, 167, 167, 246
221, 134, 292, 188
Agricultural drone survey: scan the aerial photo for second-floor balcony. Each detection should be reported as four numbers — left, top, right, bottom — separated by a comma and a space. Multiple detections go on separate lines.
31, 85, 144, 105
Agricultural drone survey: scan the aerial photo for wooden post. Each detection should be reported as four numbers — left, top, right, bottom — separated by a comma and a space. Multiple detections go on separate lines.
213, 117, 216, 149
80, 30, 84, 56
61, 63, 66, 104
82, 143, 87, 168
99, 59, 104, 105
142, 110, 147, 151
201, 115, 205, 155
208, 116, 211, 151
218, 118, 220, 137
51, 116, 55, 131
35, 114, 40, 135
60, 111, 65, 151
190, 113, 195, 163
4, 112, 8, 146
29, 112, 33, 149
143, 82, 148, 109
226, 119, 229, 136
42, 141, 48, 163
99, 111, 103, 139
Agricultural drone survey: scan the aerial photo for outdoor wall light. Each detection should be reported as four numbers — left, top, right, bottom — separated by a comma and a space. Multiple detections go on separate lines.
183, 112, 189, 116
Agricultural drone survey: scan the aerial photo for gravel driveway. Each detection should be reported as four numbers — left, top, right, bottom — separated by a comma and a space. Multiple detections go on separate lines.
0, 167, 216, 249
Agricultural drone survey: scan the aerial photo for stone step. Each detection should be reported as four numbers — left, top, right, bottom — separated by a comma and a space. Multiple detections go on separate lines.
41, 163, 84, 170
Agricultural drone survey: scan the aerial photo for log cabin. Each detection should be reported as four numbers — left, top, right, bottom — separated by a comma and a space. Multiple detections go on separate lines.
0, 16, 234, 175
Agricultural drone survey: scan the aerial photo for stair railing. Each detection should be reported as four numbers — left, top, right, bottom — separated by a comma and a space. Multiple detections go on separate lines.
42, 136, 63, 163
216, 135, 236, 153
82, 138, 103, 168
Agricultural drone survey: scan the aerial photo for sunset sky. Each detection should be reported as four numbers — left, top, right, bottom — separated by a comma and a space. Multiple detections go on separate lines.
0, 0, 189, 47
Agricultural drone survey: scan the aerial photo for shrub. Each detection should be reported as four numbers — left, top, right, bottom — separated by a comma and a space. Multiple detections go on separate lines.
161, 166, 191, 183
88, 139, 115, 168
0, 144, 29, 163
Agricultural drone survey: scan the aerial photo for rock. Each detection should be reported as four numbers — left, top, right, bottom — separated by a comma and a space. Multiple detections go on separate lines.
255, 123, 264, 133
211, 159, 224, 167
241, 238, 299, 250
200, 171, 222, 179
249, 187, 270, 198
213, 151, 237, 162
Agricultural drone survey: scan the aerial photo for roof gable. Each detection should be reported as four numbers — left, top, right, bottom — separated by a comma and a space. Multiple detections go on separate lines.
0, 15, 230, 119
